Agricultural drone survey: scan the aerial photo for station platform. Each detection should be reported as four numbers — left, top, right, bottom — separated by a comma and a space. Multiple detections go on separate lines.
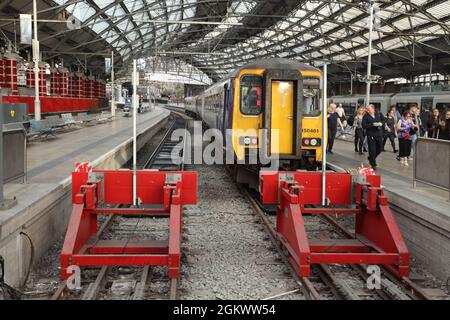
329, 139, 450, 281
0, 108, 170, 287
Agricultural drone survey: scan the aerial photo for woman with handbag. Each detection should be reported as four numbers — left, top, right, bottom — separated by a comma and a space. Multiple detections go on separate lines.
396, 111, 418, 166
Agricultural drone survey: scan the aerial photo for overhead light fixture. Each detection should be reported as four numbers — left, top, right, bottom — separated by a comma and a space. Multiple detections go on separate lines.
157, 51, 225, 56
133, 19, 243, 26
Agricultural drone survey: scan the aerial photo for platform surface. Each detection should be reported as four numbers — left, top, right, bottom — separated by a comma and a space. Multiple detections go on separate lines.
329, 138, 450, 220
1, 108, 169, 227
29, 108, 168, 183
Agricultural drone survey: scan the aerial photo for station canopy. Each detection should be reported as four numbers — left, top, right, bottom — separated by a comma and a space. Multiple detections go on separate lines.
1, 0, 449, 83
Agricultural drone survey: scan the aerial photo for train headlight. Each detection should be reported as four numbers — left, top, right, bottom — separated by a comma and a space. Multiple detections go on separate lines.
240, 136, 258, 146
302, 138, 321, 147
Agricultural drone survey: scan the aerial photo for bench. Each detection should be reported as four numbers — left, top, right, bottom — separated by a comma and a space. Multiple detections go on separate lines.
28, 119, 57, 140
61, 113, 79, 126
96, 111, 114, 122
44, 115, 67, 129
76, 112, 97, 125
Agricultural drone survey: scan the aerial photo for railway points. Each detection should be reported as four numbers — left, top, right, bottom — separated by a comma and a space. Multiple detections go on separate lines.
1, 1, 450, 315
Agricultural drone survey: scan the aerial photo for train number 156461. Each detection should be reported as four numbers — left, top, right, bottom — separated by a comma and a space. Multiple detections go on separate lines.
302, 128, 320, 133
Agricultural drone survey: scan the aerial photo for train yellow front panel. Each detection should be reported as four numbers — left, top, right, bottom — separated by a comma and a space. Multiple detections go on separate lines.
232, 69, 264, 160
301, 114, 324, 162
271, 81, 294, 155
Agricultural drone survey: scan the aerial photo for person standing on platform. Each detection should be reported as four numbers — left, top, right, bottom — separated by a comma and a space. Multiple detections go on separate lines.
327, 103, 344, 154
390, 105, 400, 124
336, 104, 346, 127
438, 109, 450, 140
383, 109, 398, 153
362, 105, 384, 170
396, 111, 417, 166
353, 107, 365, 155
427, 108, 441, 139
420, 106, 430, 137
409, 104, 421, 159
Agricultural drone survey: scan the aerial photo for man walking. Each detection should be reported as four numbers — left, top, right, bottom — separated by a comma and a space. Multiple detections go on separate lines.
362, 104, 384, 170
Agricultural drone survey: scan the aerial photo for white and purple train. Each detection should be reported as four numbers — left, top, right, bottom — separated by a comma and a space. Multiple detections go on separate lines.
329, 90, 450, 116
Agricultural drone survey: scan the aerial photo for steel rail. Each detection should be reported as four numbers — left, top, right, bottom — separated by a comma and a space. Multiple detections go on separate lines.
143, 119, 178, 169
82, 266, 110, 300
325, 161, 432, 300
51, 115, 187, 300
51, 211, 117, 300
242, 188, 321, 300
320, 209, 431, 300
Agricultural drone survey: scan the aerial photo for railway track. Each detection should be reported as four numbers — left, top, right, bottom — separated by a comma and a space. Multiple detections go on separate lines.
168, 105, 432, 300
242, 187, 320, 300
49, 106, 437, 301
242, 171, 434, 301
51, 113, 188, 300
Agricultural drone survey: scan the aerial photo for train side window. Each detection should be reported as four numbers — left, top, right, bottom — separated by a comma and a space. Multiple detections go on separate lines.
396, 102, 417, 114
369, 102, 381, 113
436, 103, 450, 113
357, 98, 365, 107
240, 75, 263, 115
342, 103, 356, 115
421, 97, 433, 112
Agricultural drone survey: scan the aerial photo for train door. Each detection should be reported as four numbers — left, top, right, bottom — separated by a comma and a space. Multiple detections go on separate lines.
221, 83, 229, 133
271, 81, 294, 154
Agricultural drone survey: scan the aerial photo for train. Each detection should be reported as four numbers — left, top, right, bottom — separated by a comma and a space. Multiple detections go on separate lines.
329, 90, 450, 117
184, 58, 325, 183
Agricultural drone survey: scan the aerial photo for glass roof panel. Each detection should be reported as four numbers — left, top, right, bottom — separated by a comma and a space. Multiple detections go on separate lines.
45, 0, 448, 81
93, 0, 116, 9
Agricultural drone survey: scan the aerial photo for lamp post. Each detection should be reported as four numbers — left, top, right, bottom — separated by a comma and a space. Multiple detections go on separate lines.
33, 0, 41, 120
111, 51, 115, 117
132, 59, 138, 206
365, 1, 374, 107
321, 64, 328, 206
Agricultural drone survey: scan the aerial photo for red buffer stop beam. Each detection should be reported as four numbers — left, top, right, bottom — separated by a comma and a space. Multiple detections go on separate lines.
259, 171, 409, 277
60, 169, 197, 280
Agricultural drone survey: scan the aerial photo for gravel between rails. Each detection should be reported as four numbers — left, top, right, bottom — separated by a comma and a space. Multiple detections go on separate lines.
179, 164, 305, 300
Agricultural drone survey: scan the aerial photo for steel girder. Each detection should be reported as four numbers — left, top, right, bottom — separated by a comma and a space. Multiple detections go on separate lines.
0, 0, 449, 82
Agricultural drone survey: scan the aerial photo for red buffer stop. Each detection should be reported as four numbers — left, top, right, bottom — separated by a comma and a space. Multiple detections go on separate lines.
60, 167, 197, 280
259, 171, 409, 277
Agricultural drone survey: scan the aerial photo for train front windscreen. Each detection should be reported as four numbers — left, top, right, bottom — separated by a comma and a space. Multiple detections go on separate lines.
303, 77, 321, 116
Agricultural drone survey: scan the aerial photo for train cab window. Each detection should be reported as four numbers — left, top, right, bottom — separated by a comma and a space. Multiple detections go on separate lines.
240, 75, 263, 115
303, 77, 321, 116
